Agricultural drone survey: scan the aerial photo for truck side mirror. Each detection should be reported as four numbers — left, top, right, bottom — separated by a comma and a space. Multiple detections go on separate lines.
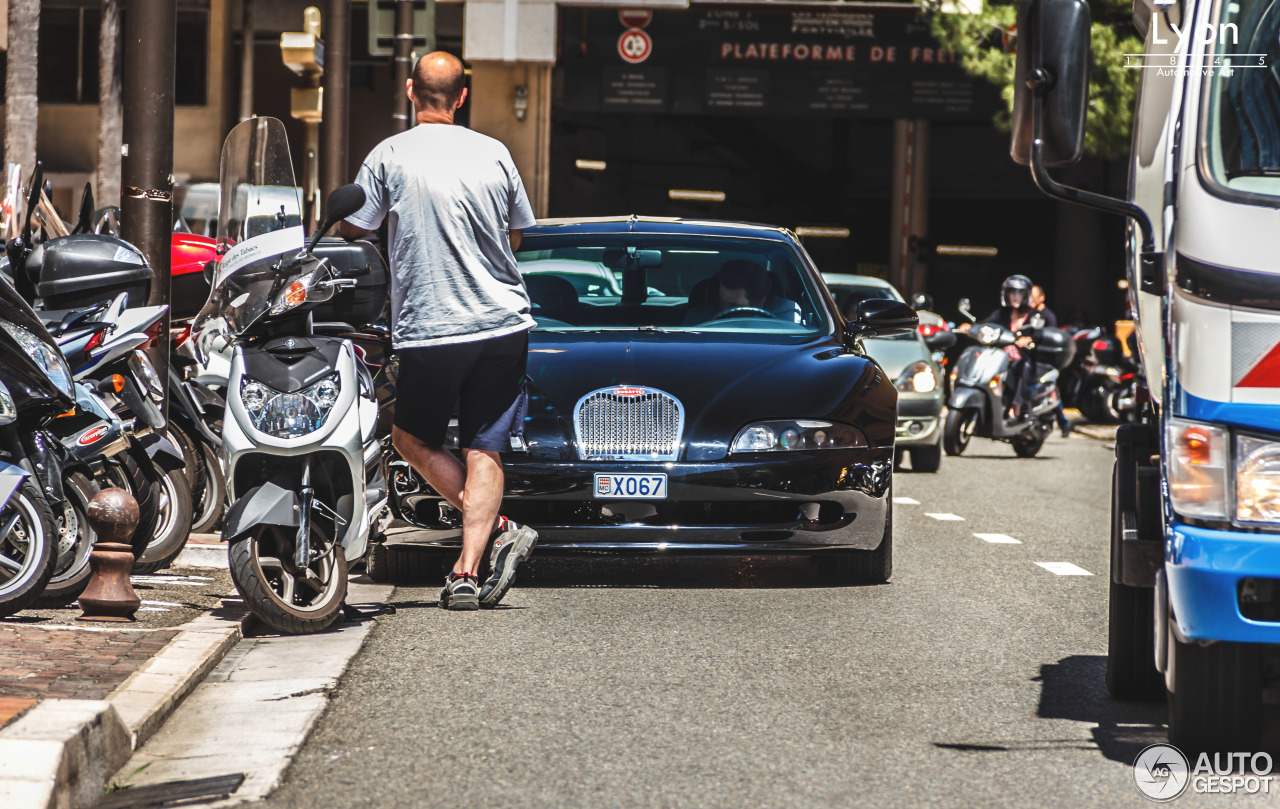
1010, 0, 1091, 167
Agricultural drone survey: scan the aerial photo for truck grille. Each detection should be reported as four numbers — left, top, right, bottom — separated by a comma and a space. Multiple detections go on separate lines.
574, 386, 684, 460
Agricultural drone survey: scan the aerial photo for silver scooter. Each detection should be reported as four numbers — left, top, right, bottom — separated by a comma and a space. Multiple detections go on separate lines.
193, 117, 385, 634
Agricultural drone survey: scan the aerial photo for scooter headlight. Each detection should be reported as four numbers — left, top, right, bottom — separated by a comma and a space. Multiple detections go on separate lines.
0, 321, 73, 398
239, 372, 342, 438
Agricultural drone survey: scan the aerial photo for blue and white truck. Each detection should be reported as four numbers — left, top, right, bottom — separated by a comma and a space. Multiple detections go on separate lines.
1014, 0, 1280, 751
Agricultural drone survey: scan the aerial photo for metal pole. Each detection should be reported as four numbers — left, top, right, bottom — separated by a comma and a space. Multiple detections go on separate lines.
321, 0, 350, 206
392, 0, 414, 132
239, 0, 256, 122
121, 0, 175, 419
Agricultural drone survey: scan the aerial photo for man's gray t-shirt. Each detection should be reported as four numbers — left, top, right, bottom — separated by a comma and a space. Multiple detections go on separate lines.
348, 124, 537, 348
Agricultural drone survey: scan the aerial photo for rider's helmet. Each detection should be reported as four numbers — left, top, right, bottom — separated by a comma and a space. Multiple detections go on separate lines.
1000, 275, 1033, 310
911, 292, 934, 311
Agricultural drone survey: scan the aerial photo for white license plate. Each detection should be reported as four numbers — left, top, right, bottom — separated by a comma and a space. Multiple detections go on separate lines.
594, 473, 668, 499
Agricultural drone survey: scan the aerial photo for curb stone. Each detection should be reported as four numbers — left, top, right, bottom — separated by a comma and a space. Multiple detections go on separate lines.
0, 597, 252, 809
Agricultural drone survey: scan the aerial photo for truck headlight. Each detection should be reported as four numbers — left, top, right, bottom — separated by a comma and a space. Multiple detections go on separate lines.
239, 372, 341, 438
1236, 435, 1280, 523
1166, 418, 1228, 519
895, 361, 937, 394
731, 420, 867, 452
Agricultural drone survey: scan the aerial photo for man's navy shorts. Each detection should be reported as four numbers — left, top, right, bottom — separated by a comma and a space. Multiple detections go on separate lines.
394, 330, 529, 452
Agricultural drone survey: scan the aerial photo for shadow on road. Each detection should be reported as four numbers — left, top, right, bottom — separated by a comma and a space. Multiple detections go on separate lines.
1035, 654, 1168, 764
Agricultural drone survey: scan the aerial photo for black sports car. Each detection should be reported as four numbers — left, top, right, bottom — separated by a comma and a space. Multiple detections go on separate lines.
383, 217, 915, 582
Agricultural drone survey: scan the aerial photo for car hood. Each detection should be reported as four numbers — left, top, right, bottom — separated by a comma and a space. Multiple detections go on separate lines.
523, 331, 896, 461
860, 335, 931, 379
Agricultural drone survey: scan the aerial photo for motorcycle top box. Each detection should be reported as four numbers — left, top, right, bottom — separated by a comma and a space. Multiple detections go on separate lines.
1030, 326, 1076, 370
309, 237, 389, 326
28, 234, 153, 310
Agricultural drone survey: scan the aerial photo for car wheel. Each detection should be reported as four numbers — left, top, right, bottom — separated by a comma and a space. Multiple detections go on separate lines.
367, 543, 445, 585
822, 498, 892, 585
910, 445, 942, 473
1166, 615, 1262, 755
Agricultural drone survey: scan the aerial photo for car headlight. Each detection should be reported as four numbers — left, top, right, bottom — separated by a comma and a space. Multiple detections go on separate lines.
0, 380, 16, 425
0, 321, 73, 398
1166, 418, 1228, 519
239, 372, 341, 438
895, 361, 937, 394
731, 419, 867, 453
1236, 435, 1280, 523
128, 350, 165, 404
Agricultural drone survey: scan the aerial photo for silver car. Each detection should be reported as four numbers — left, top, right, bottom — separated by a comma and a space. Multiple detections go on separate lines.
823, 273, 946, 472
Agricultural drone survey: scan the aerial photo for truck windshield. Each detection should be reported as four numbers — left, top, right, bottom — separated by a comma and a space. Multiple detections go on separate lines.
1202, 0, 1280, 202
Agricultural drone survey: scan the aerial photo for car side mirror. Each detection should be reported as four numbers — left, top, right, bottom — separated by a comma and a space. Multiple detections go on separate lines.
1010, 0, 1091, 167
846, 298, 918, 341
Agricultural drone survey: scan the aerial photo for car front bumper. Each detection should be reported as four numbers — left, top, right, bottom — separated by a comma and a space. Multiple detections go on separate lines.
894, 394, 944, 448
392, 448, 892, 553
1166, 522, 1280, 643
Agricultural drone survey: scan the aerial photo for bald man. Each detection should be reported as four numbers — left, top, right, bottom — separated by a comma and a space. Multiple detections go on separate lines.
341, 52, 538, 611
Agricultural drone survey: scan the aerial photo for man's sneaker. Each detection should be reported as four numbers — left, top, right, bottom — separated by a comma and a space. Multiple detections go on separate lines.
479, 518, 538, 607
440, 572, 480, 611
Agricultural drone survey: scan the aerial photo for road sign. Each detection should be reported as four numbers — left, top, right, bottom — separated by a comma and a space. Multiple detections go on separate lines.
618, 28, 652, 64
619, 9, 652, 28
368, 0, 434, 58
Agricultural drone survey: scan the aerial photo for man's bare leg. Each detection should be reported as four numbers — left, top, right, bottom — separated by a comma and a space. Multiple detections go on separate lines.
392, 427, 504, 576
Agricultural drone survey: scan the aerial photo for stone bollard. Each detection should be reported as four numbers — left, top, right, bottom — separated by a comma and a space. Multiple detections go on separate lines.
78, 488, 142, 623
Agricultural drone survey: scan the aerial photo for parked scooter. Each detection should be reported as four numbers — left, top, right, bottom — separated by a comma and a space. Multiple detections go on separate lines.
194, 117, 387, 634
943, 298, 1074, 458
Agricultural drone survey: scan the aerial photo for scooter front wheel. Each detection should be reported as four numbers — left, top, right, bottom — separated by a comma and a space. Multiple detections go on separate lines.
229, 525, 347, 635
943, 408, 977, 456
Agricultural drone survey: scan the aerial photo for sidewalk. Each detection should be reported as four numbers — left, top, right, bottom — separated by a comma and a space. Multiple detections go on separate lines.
0, 562, 252, 809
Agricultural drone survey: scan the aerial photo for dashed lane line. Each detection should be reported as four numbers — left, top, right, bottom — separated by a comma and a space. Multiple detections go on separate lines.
892, 497, 920, 505
974, 533, 1021, 544
1034, 562, 1093, 576
925, 513, 965, 521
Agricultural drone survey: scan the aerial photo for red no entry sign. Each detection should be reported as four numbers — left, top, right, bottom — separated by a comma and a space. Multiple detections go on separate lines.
618, 9, 652, 28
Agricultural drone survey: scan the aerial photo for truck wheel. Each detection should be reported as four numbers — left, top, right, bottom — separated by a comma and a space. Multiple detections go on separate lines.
944, 408, 976, 456
1166, 618, 1262, 755
1105, 578, 1163, 699
910, 445, 942, 473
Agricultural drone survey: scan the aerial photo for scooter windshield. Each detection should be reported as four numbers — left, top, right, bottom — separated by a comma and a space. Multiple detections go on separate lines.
194, 118, 305, 346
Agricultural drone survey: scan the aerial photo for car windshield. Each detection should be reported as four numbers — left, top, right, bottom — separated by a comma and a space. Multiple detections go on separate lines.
1201, 0, 1280, 201
515, 235, 831, 338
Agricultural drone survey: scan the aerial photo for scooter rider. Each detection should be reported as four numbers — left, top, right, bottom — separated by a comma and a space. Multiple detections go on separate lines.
340, 52, 539, 611
959, 275, 1038, 418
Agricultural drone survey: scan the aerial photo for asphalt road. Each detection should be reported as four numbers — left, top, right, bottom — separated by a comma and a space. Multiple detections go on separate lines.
254, 432, 1270, 809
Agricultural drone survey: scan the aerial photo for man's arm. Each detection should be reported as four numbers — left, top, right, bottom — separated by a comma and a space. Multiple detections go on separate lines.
509, 229, 522, 252
340, 221, 372, 241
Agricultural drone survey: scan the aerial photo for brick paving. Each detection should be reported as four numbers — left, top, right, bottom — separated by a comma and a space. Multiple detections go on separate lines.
0, 625, 177, 704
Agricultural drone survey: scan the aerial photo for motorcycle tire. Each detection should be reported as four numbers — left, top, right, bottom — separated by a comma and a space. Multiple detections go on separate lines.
0, 480, 59, 619
33, 472, 101, 608
943, 408, 976, 456
229, 524, 347, 635
188, 438, 226, 535
909, 445, 942, 473
132, 463, 195, 575
166, 425, 204, 506
1011, 430, 1047, 458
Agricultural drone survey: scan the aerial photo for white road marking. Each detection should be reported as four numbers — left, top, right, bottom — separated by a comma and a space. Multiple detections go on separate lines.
974, 533, 1021, 544
141, 600, 183, 607
925, 512, 965, 521
1035, 562, 1093, 576
137, 606, 170, 612
892, 497, 920, 505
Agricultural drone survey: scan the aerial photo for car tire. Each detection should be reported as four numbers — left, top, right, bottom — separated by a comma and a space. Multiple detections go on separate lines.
1166, 616, 1262, 755
909, 445, 942, 473
367, 542, 444, 585
823, 499, 892, 585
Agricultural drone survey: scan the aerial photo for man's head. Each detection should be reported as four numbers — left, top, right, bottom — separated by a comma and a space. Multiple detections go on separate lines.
717, 260, 771, 310
408, 52, 468, 118
1030, 285, 1046, 311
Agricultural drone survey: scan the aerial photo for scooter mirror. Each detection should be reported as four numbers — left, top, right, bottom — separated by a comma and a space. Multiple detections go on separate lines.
307, 184, 368, 254
958, 298, 971, 315
202, 260, 216, 285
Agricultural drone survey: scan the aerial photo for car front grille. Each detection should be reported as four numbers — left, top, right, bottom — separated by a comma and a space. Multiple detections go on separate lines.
573, 386, 684, 460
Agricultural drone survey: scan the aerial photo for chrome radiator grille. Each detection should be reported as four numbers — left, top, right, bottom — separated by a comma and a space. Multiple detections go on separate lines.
574, 386, 684, 460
